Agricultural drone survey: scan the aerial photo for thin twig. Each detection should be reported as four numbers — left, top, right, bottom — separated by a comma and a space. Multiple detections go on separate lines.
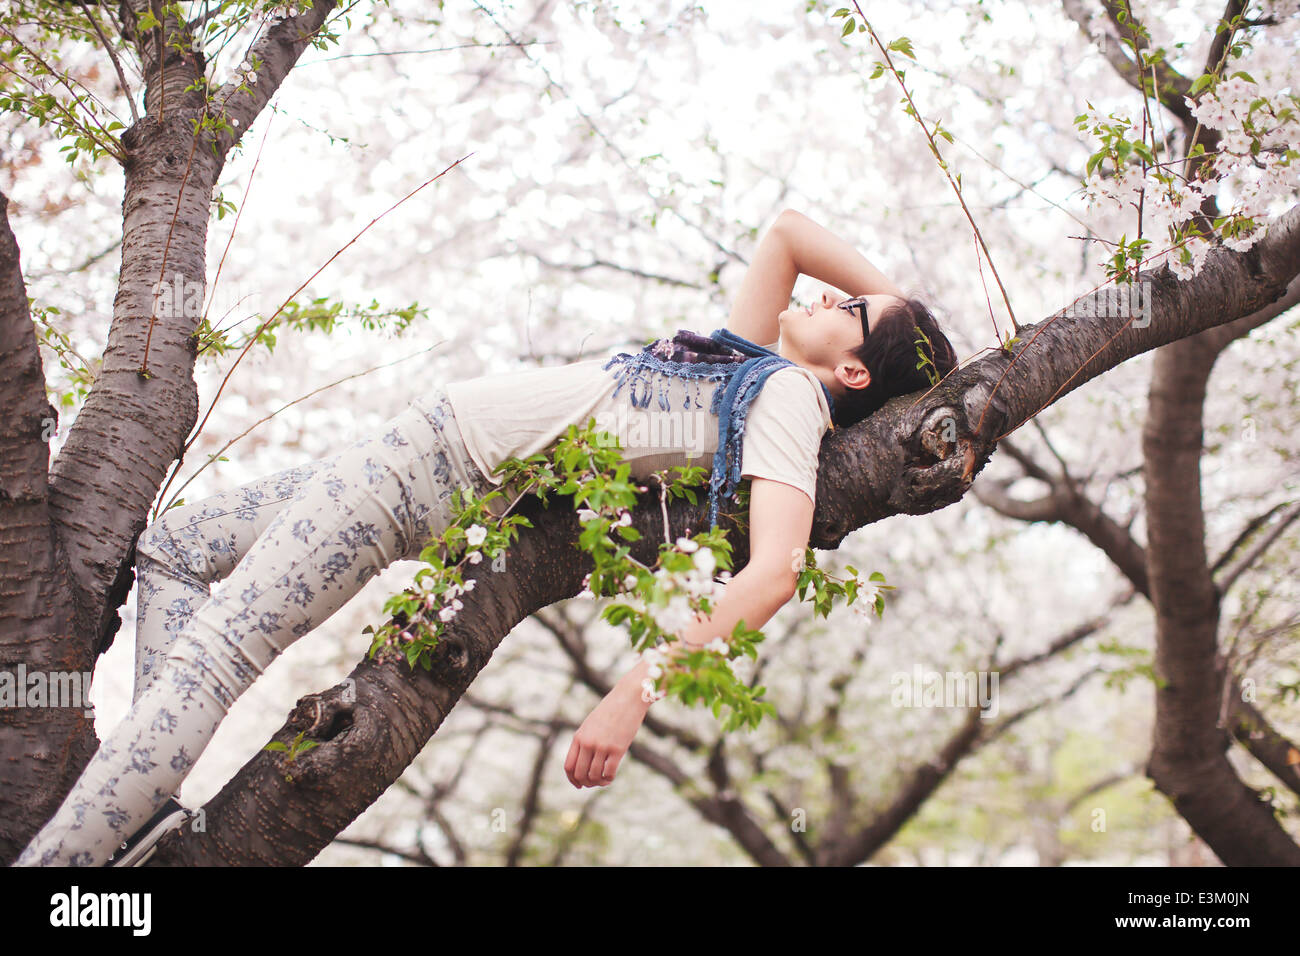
299, 40, 555, 64
179, 154, 474, 465
849, 4, 1019, 333
199, 109, 277, 346
78, 0, 139, 123
156, 341, 449, 517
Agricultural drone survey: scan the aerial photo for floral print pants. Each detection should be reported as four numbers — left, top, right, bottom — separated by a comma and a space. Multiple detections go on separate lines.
16, 389, 496, 866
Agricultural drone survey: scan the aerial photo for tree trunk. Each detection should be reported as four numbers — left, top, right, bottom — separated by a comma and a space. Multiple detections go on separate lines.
0, 0, 338, 865
1142, 329, 1300, 864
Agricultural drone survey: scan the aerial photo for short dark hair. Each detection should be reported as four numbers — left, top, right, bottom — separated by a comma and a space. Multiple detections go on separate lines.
833, 297, 959, 428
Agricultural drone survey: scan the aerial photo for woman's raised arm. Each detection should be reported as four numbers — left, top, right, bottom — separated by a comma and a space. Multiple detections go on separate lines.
725, 208, 906, 345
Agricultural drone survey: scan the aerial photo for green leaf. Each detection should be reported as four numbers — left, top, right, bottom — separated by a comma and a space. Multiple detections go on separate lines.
887, 37, 916, 60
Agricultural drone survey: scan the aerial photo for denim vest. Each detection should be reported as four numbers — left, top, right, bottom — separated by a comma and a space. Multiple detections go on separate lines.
603, 328, 836, 529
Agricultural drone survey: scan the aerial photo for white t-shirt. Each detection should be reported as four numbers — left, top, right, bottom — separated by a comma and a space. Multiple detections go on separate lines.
444, 340, 832, 515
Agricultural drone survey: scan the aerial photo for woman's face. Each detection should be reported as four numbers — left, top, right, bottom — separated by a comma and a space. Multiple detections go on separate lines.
777, 290, 902, 372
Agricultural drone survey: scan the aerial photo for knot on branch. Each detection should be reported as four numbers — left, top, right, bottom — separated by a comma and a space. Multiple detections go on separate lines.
890, 403, 993, 514
290, 688, 356, 743
269, 689, 359, 785
121, 109, 212, 171
917, 406, 962, 464
428, 630, 476, 685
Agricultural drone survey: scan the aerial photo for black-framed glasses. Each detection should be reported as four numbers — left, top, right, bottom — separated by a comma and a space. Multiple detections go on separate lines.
837, 295, 871, 345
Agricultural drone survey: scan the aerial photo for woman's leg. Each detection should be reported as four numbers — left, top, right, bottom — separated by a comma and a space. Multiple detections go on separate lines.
132, 453, 344, 704
124, 454, 344, 820
15, 389, 492, 866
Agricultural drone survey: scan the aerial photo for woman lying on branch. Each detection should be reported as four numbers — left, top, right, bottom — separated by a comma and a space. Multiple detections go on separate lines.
16, 209, 958, 866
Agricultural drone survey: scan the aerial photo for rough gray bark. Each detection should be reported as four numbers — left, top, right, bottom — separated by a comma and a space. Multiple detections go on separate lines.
0, 192, 95, 860
140, 203, 1300, 866
0, 0, 338, 864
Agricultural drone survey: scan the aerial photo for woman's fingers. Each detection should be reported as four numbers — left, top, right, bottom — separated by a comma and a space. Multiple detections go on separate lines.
566, 738, 596, 788
565, 730, 624, 788
604, 751, 623, 783
580, 747, 605, 788
567, 743, 614, 788
564, 737, 582, 787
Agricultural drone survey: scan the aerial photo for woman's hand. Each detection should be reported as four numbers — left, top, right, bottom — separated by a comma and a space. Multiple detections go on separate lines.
564, 682, 651, 788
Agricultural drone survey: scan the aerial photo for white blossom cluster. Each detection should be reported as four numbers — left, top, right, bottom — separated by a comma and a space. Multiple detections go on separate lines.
1188, 80, 1297, 249
404, 576, 478, 636
851, 578, 885, 618
640, 646, 669, 701
1079, 48, 1299, 281
228, 5, 302, 88
573, 528, 739, 705
577, 507, 631, 527
396, 523, 489, 639
638, 631, 731, 704
579, 531, 732, 644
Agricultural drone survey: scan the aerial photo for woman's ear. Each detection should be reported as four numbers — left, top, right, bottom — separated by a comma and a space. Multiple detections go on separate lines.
835, 361, 871, 392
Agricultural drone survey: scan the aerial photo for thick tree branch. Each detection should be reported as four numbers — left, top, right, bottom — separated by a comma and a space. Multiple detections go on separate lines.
1215, 500, 1300, 597
1142, 289, 1300, 862
209, 2, 340, 155
1226, 681, 1300, 801
117, 0, 206, 116
0, 192, 95, 864
1198, 272, 1300, 357
0, 191, 53, 539
41, 0, 349, 664
1059, 0, 1195, 129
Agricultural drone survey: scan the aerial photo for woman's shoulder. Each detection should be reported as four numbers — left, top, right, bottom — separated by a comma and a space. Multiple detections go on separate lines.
760, 365, 833, 431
